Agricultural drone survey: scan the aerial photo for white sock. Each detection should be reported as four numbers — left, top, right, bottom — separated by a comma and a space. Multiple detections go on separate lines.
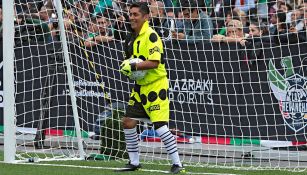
124, 128, 139, 166
156, 125, 182, 167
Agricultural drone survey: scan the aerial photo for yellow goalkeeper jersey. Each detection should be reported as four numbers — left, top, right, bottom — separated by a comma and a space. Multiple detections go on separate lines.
127, 21, 167, 85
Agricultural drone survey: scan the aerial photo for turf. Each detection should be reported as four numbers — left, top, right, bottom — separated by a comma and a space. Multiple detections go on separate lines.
0, 151, 306, 175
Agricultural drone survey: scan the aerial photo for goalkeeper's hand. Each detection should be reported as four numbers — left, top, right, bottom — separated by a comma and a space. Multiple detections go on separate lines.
120, 59, 137, 77
120, 59, 132, 77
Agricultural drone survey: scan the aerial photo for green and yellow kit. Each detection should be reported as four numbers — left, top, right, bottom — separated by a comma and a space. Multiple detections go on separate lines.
125, 21, 169, 122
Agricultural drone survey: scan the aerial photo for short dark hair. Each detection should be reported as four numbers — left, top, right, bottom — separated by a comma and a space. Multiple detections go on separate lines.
276, 10, 287, 29
130, 2, 149, 15
95, 13, 104, 19
180, 0, 197, 12
226, 10, 239, 20
277, 10, 286, 23
249, 21, 268, 35
279, 2, 293, 11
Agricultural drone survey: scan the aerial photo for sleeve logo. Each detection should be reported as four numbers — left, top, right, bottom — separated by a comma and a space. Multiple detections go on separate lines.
149, 46, 160, 55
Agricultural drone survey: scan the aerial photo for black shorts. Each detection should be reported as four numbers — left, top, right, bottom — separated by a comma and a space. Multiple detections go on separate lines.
126, 95, 150, 120
125, 77, 170, 122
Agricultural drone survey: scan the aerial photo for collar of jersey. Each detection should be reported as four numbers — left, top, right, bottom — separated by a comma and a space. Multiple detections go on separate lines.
139, 21, 149, 35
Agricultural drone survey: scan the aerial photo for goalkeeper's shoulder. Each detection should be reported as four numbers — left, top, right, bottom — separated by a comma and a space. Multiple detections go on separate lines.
145, 28, 163, 54
147, 27, 162, 43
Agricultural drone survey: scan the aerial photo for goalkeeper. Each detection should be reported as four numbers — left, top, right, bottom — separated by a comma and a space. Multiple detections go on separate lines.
119, 2, 185, 174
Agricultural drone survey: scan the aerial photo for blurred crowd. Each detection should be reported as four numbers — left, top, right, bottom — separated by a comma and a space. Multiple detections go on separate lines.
2, 0, 307, 47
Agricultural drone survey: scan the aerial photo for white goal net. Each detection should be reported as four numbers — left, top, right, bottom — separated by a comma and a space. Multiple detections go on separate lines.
2, 0, 307, 170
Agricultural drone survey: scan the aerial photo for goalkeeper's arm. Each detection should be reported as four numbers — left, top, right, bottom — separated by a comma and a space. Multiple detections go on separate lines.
120, 60, 159, 77
134, 60, 159, 70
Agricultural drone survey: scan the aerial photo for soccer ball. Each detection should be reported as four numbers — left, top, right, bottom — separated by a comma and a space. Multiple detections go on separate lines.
129, 58, 147, 80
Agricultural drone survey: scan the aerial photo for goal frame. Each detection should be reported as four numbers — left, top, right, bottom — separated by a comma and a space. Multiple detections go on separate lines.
3, 0, 16, 164
3, 0, 85, 163
3, 0, 307, 169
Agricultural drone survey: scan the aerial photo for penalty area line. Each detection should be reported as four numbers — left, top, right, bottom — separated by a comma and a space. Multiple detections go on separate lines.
0, 161, 240, 175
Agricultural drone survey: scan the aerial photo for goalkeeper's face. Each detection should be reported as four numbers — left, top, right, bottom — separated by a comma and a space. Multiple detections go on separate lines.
129, 7, 149, 32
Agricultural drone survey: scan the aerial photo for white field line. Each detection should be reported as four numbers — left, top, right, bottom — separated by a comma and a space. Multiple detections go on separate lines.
0, 161, 240, 175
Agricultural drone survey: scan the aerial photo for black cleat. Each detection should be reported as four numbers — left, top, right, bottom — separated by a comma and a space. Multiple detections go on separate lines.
170, 164, 186, 174
115, 162, 142, 172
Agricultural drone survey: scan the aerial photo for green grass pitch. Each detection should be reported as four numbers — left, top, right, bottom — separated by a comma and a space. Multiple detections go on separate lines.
0, 151, 306, 175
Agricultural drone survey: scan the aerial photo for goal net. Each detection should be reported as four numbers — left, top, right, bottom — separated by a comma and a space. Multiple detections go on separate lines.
2, 0, 307, 170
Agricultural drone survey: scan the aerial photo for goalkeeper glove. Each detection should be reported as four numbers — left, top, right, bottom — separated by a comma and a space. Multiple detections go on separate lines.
120, 59, 137, 77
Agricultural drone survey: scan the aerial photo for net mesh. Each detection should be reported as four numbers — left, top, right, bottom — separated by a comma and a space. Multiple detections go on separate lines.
4, 0, 307, 169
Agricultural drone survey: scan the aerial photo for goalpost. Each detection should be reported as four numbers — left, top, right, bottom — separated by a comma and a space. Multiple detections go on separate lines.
3, 0, 16, 164
3, 0, 307, 170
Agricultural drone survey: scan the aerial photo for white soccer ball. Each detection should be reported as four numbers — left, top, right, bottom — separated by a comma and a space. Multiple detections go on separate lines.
129, 58, 147, 81
188, 137, 195, 144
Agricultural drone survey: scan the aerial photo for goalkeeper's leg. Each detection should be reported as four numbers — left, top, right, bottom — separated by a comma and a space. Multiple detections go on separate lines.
153, 122, 185, 174
120, 85, 151, 171
122, 117, 141, 169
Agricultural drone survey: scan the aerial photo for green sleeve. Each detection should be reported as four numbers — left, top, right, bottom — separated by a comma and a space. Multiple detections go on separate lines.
25, 18, 52, 42
218, 27, 226, 35
94, 0, 113, 14
258, 0, 267, 3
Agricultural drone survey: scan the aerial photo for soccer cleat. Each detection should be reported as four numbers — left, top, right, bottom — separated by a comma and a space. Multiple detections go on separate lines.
170, 164, 186, 174
115, 162, 142, 172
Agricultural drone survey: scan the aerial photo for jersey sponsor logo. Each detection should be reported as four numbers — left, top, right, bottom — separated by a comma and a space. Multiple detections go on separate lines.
149, 46, 160, 55
268, 57, 307, 132
147, 104, 160, 112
